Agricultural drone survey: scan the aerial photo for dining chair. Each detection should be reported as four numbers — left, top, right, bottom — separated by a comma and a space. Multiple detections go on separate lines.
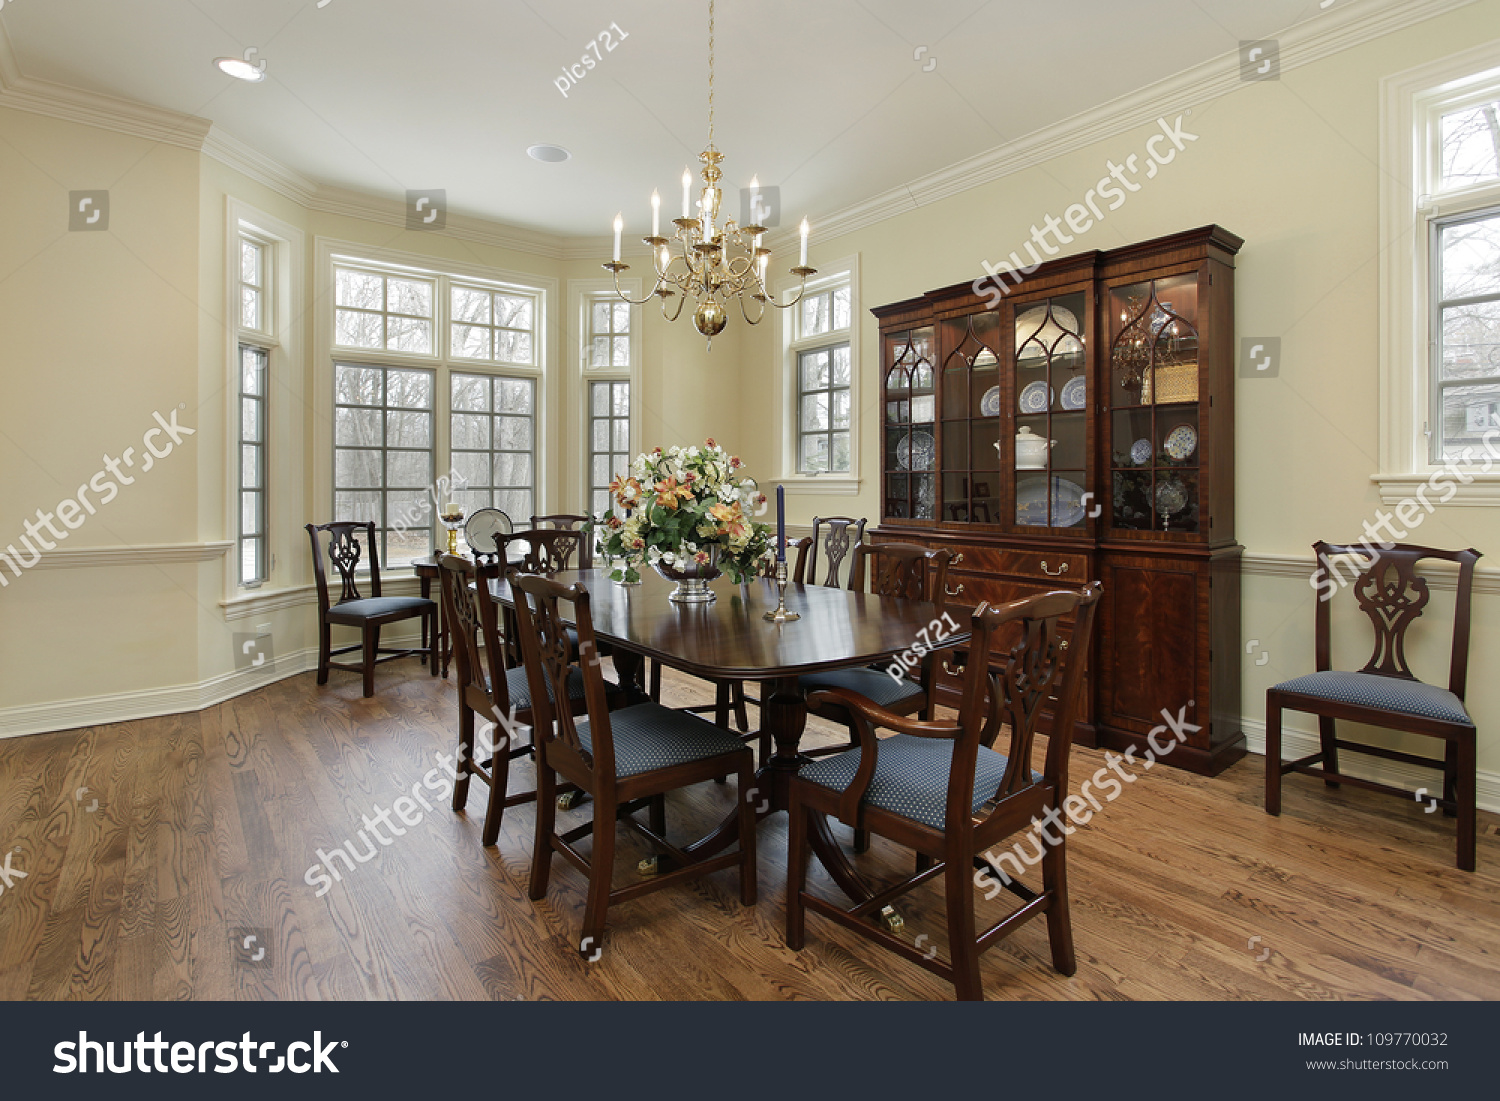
512, 574, 757, 958
786, 583, 1102, 1000
798, 541, 953, 850
791, 516, 867, 588
306, 521, 437, 698
530, 513, 595, 568
1265, 541, 1483, 871
436, 554, 603, 846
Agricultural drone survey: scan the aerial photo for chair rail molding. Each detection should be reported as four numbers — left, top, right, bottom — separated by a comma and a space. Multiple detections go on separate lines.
28, 541, 233, 570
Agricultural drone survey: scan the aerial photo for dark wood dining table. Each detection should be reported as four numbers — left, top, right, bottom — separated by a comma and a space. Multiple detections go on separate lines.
487, 567, 970, 913
412, 545, 527, 678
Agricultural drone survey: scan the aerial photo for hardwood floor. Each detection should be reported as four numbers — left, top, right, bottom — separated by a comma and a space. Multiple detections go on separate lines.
1, 659, 1498, 1001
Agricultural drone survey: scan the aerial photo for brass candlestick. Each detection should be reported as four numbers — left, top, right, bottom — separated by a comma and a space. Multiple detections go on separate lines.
763, 560, 799, 622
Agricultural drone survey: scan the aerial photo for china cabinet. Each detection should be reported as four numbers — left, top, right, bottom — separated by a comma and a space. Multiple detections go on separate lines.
871, 226, 1244, 776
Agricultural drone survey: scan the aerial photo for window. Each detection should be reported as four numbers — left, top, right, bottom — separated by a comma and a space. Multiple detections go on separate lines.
334, 266, 435, 354
793, 282, 852, 474
235, 230, 274, 586
1432, 208, 1500, 460
238, 346, 268, 586
1377, 48, 1500, 492
451, 285, 537, 364
589, 381, 631, 517
321, 246, 549, 562
451, 373, 536, 520
334, 363, 435, 566
579, 288, 636, 517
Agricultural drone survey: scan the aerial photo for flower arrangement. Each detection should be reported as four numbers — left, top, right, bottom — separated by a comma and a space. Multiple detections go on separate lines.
589, 439, 774, 585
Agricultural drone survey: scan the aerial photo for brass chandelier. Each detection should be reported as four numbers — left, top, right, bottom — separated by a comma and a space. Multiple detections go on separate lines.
603, 0, 815, 350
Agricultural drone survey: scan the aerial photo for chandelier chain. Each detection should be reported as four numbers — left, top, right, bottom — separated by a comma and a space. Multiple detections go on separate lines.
707, 0, 715, 147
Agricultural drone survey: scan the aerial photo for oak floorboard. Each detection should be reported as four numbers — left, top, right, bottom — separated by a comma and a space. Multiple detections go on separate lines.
1, 660, 1498, 1001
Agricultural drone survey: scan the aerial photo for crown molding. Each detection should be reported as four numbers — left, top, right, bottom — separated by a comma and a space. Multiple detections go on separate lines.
770, 0, 1485, 252
0, 22, 210, 150
1, 1, 1483, 259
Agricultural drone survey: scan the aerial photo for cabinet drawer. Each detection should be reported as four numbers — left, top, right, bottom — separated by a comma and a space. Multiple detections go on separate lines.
941, 571, 1082, 611
944, 545, 1091, 582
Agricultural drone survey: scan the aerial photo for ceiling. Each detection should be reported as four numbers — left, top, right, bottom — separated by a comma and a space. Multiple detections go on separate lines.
2, 0, 1352, 236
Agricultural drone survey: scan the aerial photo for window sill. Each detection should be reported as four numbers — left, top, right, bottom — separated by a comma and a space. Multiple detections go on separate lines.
777, 477, 861, 496
1370, 472, 1500, 508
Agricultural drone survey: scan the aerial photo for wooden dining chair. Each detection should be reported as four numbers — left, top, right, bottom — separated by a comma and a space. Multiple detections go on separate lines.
791, 515, 867, 588
512, 574, 757, 958
787, 583, 1102, 1000
530, 513, 595, 568
306, 521, 437, 698
1265, 542, 1483, 871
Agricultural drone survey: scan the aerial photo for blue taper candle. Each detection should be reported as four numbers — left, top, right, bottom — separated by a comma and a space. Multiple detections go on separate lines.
776, 484, 786, 562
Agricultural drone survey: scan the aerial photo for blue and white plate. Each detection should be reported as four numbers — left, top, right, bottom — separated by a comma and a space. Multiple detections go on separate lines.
1016, 476, 1087, 528
979, 385, 1001, 417
1059, 375, 1087, 411
1018, 380, 1053, 415
1130, 438, 1152, 465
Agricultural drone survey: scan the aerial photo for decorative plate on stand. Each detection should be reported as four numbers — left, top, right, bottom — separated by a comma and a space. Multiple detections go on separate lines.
1018, 380, 1053, 415
1059, 375, 1087, 410
464, 507, 513, 555
979, 385, 1001, 417
1163, 424, 1198, 461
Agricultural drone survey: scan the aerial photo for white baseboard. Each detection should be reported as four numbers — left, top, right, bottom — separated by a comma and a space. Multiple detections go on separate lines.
1243, 717, 1500, 814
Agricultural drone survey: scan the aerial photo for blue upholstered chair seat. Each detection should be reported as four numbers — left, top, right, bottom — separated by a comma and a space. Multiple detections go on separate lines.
1273, 671, 1472, 725
500, 666, 589, 712
800, 667, 924, 709
326, 595, 436, 622
799, 735, 1038, 831
577, 703, 749, 778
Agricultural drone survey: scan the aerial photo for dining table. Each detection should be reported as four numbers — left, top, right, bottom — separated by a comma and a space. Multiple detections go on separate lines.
487, 566, 971, 922
412, 543, 528, 678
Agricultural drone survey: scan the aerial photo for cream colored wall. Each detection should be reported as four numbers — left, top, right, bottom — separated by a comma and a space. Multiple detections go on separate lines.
0, 106, 206, 709
737, 5, 1500, 787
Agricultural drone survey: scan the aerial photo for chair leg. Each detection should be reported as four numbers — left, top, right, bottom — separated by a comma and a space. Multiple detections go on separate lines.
1457, 735, 1477, 873
1042, 836, 1077, 977
1318, 714, 1340, 788
1443, 740, 1459, 819
420, 607, 429, 667
428, 608, 439, 677
1265, 698, 1282, 816
714, 682, 732, 729
481, 733, 512, 848
453, 704, 475, 812
648, 793, 666, 837
361, 623, 378, 697
316, 622, 331, 685
785, 797, 809, 950
732, 683, 750, 732
853, 828, 871, 854
944, 853, 982, 1001
579, 796, 616, 958
529, 766, 557, 901
649, 660, 662, 702
737, 758, 757, 907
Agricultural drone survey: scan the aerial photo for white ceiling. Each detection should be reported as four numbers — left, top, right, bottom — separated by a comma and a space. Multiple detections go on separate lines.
2, 0, 1349, 236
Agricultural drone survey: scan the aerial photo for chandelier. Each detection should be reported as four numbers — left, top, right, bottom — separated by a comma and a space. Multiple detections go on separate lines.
603, 0, 815, 350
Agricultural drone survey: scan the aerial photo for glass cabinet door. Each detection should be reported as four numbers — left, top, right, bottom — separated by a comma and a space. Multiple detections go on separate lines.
1107, 273, 1201, 533
938, 312, 1002, 524
883, 327, 936, 520
1008, 291, 1090, 531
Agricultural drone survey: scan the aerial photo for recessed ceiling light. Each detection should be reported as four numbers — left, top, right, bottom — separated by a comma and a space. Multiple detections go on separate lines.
214, 57, 266, 83
527, 144, 571, 163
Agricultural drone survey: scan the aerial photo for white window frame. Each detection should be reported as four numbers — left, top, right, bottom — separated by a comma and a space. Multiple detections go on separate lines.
313, 238, 553, 553
1376, 40, 1500, 506
223, 200, 304, 599
569, 279, 642, 515
777, 255, 860, 495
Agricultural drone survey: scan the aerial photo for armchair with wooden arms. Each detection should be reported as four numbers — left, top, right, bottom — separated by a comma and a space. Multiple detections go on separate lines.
786, 583, 1102, 1000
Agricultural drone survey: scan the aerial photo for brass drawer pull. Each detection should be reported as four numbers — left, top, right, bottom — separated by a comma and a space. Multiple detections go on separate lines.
1060, 639, 1069, 651
944, 582, 965, 598
1040, 560, 1069, 577
952, 553, 965, 565
942, 660, 965, 677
